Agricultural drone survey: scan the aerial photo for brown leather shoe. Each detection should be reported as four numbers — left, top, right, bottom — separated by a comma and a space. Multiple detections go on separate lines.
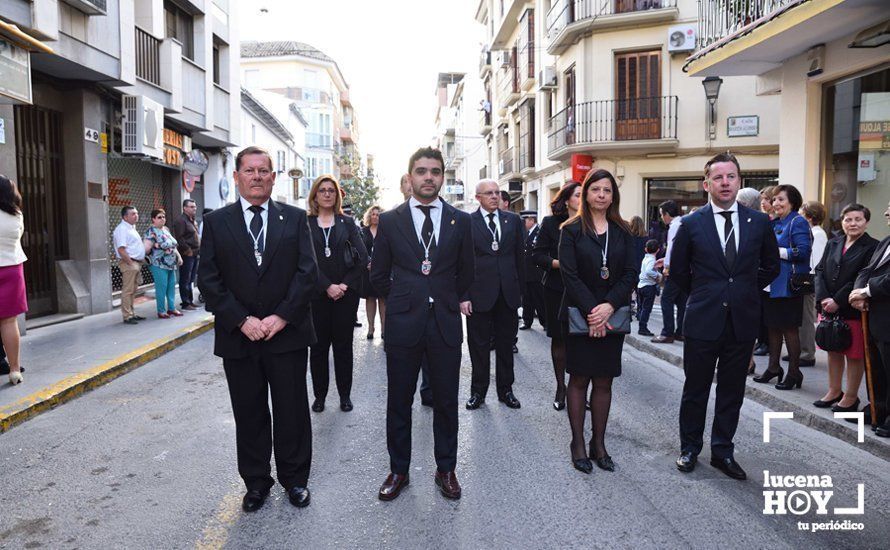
651, 335, 675, 344
378, 473, 409, 501
434, 471, 462, 500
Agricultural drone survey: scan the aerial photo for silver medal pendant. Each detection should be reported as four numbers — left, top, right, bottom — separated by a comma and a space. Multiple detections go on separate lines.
421, 259, 432, 275
254, 249, 263, 267
600, 266, 610, 280
491, 241, 499, 252
324, 246, 331, 258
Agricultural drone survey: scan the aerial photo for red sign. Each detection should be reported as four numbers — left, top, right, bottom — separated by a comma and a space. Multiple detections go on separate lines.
571, 154, 594, 183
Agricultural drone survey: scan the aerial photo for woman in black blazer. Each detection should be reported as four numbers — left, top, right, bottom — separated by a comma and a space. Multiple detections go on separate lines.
559, 169, 638, 474
360, 205, 385, 340
532, 181, 581, 411
307, 176, 368, 413
813, 203, 878, 412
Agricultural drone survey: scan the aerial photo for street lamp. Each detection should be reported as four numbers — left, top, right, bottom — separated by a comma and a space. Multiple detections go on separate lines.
702, 76, 723, 141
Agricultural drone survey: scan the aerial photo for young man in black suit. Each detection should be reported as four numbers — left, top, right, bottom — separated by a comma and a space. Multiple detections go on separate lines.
850, 200, 890, 438
520, 210, 546, 330
198, 146, 319, 512
463, 179, 525, 410
669, 152, 780, 480
371, 147, 475, 501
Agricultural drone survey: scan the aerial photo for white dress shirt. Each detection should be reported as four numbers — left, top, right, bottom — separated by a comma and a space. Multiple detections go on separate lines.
663, 216, 682, 268
0, 210, 27, 266
408, 196, 442, 247
113, 220, 145, 260
479, 207, 500, 241
710, 200, 740, 255
810, 225, 828, 269
240, 195, 270, 250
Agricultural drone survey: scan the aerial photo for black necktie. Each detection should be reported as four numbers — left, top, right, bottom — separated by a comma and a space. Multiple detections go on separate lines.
249, 205, 264, 254
417, 205, 437, 252
719, 211, 736, 266
488, 212, 498, 239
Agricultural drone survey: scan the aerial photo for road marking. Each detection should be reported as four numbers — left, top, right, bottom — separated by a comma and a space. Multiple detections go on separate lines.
195, 485, 242, 550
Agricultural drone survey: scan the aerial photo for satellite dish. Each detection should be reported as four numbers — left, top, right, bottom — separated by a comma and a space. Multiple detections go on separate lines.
183, 149, 209, 176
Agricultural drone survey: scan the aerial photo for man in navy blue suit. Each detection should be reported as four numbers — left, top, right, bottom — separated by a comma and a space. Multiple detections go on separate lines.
669, 152, 779, 480
371, 147, 475, 501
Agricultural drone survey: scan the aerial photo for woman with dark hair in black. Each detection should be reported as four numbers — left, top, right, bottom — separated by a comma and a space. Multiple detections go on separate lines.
0, 175, 27, 385
533, 181, 582, 410
559, 169, 638, 473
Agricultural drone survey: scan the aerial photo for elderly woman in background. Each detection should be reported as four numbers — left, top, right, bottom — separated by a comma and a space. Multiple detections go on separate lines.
797, 201, 829, 367
143, 209, 182, 319
813, 204, 878, 411
753, 185, 780, 357
754, 184, 811, 391
361, 205, 385, 339
0, 175, 27, 385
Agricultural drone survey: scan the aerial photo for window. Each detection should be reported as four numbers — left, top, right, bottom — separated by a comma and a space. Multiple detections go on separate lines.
615, 50, 662, 140
164, 1, 194, 61
212, 42, 221, 86
251, 123, 256, 142
277, 150, 286, 173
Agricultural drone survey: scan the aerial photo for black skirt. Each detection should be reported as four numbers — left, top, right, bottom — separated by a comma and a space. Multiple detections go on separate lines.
764, 296, 804, 329
566, 333, 624, 378
543, 286, 566, 339
360, 268, 380, 298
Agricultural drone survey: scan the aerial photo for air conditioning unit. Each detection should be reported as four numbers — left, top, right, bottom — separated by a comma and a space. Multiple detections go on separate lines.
122, 95, 164, 160
667, 24, 697, 53
538, 66, 558, 90
499, 50, 513, 68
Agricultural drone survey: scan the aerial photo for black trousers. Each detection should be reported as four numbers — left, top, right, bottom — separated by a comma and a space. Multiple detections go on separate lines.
660, 277, 687, 337
679, 314, 752, 459
386, 306, 460, 474
223, 347, 311, 492
179, 255, 199, 306
310, 290, 360, 401
868, 338, 890, 427
468, 292, 517, 398
522, 282, 546, 327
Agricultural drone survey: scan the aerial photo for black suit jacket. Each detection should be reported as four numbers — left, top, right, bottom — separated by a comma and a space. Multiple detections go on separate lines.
370, 199, 475, 348
463, 208, 525, 311
524, 224, 544, 282
558, 219, 639, 317
855, 236, 890, 341
309, 214, 368, 295
198, 200, 319, 358
815, 233, 879, 319
670, 204, 779, 342
533, 214, 569, 291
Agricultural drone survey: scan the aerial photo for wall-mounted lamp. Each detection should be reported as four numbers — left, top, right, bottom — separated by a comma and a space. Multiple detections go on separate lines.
702, 76, 723, 141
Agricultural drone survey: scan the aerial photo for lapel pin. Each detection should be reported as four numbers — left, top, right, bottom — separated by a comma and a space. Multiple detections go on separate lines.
747, 218, 751, 222
451, 219, 455, 225
280, 215, 284, 220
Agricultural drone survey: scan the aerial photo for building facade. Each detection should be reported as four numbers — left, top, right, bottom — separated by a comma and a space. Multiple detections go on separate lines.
475, 0, 782, 224
686, 0, 890, 240
0, 0, 239, 319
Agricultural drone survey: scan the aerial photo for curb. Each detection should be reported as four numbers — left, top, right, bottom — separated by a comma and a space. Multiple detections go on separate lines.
625, 334, 890, 462
0, 317, 214, 434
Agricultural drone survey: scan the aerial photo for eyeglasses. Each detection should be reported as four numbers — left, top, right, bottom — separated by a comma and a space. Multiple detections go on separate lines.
155, 216, 166, 219
317, 188, 338, 195
478, 191, 499, 197
240, 168, 272, 177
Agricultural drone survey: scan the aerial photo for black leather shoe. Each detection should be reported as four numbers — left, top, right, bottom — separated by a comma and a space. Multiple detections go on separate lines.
831, 398, 860, 413
466, 393, 484, 410
287, 486, 311, 508
753, 367, 783, 384
572, 457, 593, 474
813, 394, 843, 408
676, 452, 697, 473
512, 344, 519, 354
340, 398, 353, 412
242, 488, 270, 512
595, 455, 615, 472
132, 315, 147, 321
123, 317, 139, 325
311, 399, 325, 413
499, 392, 521, 409
875, 426, 890, 438
710, 457, 747, 480
378, 473, 409, 501
519, 324, 531, 330
752, 343, 769, 356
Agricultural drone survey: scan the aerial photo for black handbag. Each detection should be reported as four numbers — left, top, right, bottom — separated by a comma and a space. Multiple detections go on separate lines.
343, 240, 360, 270
567, 305, 632, 336
815, 314, 851, 352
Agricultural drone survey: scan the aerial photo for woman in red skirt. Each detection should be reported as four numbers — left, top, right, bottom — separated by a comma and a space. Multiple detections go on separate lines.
0, 175, 27, 385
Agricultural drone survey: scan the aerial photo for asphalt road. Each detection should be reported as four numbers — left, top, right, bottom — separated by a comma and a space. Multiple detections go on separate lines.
1, 323, 888, 549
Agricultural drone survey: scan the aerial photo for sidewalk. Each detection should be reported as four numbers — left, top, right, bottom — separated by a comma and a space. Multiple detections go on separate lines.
0, 299, 213, 433
627, 303, 890, 461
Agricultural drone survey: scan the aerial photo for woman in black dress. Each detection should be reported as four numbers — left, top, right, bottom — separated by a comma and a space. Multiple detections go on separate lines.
307, 175, 368, 413
361, 205, 385, 339
559, 169, 638, 473
533, 181, 581, 410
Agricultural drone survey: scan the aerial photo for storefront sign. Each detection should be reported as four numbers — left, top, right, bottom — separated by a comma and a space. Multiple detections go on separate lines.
163, 128, 186, 168
859, 121, 890, 150
571, 154, 594, 183
100, 132, 108, 154
727, 116, 759, 137
0, 38, 32, 104
444, 184, 464, 195
858, 153, 876, 182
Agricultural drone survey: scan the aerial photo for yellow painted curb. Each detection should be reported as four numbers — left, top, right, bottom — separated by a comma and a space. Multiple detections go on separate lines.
0, 317, 214, 433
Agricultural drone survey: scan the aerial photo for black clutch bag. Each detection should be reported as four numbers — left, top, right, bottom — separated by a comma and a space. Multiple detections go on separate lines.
567, 305, 632, 336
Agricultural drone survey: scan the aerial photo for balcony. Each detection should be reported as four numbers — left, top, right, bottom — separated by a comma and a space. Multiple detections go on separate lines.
181, 58, 206, 117
498, 67, 520, 112
517, 10, 535, 92
498, 147, 517, 179
339, 125, 356, 143
445, 142, 465, 171
547, 96, 679, 161
686, 0, 887, 77
307, 133, 333, 148
479, 48, 492, 78
340, 89, 352, 107
491, 0, 529, 49
546, 0, 678, 55
135, 27, 161, 87
213, 85, 230, 131
479, 109, 493, 135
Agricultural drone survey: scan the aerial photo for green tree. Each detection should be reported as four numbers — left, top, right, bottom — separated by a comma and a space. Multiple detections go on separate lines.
338, 154, 380, 223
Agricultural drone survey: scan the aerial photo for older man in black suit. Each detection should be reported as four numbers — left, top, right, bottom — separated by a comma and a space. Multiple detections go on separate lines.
198, 146, 318, 512
371, 147, 475, 501
463, 179, 525, 410
669, 152, 779, 480
851, 200, 890, 438
520, 210, 546, 330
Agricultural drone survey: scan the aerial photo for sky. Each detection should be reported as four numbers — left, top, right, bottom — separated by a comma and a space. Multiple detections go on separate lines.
238, 0, 483, 207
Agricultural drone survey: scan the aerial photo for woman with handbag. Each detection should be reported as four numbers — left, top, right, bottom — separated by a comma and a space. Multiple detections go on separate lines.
754, 184, 811, 390
360, 205, 385, 340
143, 209, 182, 318
559, 169, 638, 473
307, 175, 368, 413
813, 204, 878, 411
532, 181, 581, 411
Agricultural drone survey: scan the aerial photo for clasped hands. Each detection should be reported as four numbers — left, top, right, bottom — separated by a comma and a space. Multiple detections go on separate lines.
587, 303, 615, 339
240, 314, 287, 342
848, 288, 869, 312
326, 283, 348, 301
